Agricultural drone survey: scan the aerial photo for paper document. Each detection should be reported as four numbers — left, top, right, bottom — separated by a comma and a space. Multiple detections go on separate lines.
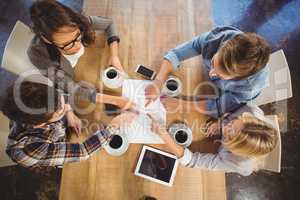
121, 79, 166, 144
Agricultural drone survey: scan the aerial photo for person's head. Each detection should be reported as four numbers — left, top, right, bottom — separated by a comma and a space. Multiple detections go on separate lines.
222, 113, 277, 158
210, 33, 270, 80
30, 0, 95, 55
2, 81, 66, 127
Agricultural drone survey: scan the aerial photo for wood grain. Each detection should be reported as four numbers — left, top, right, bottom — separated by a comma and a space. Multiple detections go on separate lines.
60, 0, 226, 200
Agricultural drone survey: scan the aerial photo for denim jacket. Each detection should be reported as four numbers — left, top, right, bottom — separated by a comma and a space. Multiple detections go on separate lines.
164, 26, 269, 117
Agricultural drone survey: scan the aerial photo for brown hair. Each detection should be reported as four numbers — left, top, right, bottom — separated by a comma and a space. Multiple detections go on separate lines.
224, 113, 278, 158
218, 33, 271, 78
30, 0, 95, 48
2, 81, 62, 125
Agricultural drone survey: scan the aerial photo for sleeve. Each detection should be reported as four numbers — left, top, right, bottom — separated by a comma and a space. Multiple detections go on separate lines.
206, 91, 247, 118
7, 129, 113, 167
164, 26, 242, 69
164, 31, 210, 69
178, 148, 254, 176
28, 46, 97, 104
27, 45, 76, 92
88, 16, 120, 44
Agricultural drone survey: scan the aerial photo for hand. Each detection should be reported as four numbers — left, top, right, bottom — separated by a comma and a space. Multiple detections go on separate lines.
204, 121, 221, 137
160, 96, 183, 113
116, 97, 137, 111
145, 82, 162, 106
110, 111, 138, 128
66, 111, 82, 136
147, 114, 166, 134
108, 56, 124, 72
148, 114, 184, 158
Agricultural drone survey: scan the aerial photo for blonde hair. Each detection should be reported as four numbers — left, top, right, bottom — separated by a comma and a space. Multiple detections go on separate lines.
223, 113, 278, 158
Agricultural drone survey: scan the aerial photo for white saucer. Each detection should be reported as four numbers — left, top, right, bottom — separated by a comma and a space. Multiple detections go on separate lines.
104, 134, 129, 156
168, 123, 193, 147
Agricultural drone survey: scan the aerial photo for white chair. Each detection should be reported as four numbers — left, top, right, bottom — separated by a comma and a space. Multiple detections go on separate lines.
1, 20, 52, 85
260, 115, 281, 173
1, 21, 53, 167
253, 49, 293, 106
0, 112, 16, 167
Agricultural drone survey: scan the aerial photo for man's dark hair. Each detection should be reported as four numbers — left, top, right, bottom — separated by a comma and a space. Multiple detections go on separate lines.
2, 81, 62, 125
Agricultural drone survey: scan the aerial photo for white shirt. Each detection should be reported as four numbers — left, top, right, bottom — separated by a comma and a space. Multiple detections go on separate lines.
62, 45, 85, 68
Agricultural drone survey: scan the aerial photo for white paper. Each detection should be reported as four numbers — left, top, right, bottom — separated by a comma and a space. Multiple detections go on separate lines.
121, 79, 165, 144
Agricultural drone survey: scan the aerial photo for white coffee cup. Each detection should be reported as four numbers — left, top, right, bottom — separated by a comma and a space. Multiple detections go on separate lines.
168, 123, 192, 147
102, 66, 128, 89
104, 133, 129, 156
162, 76, 182, 97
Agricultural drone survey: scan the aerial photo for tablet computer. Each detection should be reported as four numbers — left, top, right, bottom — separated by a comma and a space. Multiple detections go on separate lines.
134, 145, 179, 187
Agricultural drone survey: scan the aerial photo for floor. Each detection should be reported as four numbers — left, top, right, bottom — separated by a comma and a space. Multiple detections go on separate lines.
0, 0, 299, 200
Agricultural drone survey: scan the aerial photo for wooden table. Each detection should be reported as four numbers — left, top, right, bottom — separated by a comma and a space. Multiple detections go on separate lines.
60, 1, 226, 200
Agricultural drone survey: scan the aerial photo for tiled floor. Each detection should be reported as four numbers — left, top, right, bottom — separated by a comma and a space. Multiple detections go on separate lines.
0, 0, 300, 200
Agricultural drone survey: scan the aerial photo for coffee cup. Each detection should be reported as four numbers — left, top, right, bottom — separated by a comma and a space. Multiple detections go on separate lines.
102, 66, 128, 89
104, 134, 129, 156
168, 123, 192, 147
162, 76, 182, 97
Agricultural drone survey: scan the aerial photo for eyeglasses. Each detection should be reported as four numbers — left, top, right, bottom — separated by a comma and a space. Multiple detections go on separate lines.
54, 32, 83, 51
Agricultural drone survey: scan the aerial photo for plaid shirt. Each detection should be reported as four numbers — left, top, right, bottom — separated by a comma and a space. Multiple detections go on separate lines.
6, 117, 113, 167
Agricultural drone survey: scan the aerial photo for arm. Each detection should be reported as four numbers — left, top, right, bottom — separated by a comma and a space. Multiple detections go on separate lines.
8, 128, 114, 167
89, 16, 123, 70
88, 16, 120, 44
163, 32, 209, 69
73, 86, 135, 110
206, 91, 247, 118
8, 112, 138, 167
145, 60, 174, 105
156, 127, 253, 176
145, 33, 209, 105
161, 91, 245, 118
178, 148, 254, 176
149, 114, 253, 175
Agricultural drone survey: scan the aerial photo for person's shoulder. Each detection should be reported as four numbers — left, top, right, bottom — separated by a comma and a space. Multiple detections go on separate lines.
200, 26, 243, 50
7, 121, 30, 140
224, 104, 264, 121
219, 146, 255, 176
88, 15, 113, 24
209, 26, 243, 39
27, 36, 48, 57
212, 26, 242, 34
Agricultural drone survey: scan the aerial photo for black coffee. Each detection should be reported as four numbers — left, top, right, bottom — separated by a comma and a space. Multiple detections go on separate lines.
109, 135, 123, 149
166, 80, 178, 91
107, 69, 118, 79
175, 130, 188, 143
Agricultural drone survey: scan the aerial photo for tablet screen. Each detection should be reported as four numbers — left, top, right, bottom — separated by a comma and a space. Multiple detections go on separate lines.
134, 146, 178, 187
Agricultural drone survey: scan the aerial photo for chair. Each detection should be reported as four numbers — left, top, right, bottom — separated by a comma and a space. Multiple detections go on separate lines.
253, 49, 293, 106
1, 20, 52, 85
260, 115, 281, 173
0, 112, 16, 167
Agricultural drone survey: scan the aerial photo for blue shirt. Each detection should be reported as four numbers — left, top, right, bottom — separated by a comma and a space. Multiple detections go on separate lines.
164, 26, 269, 117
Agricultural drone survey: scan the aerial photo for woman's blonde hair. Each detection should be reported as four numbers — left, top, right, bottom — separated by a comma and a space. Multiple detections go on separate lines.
223, 113, 278, 158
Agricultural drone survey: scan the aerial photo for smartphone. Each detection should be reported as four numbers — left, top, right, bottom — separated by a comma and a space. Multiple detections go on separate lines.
135, 65, 156, 80
104, 104, 121, 116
